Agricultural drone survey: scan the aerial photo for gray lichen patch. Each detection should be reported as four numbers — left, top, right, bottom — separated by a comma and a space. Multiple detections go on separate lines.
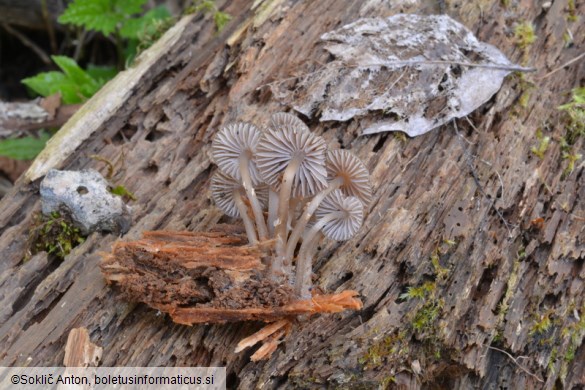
40, 169, 132, 235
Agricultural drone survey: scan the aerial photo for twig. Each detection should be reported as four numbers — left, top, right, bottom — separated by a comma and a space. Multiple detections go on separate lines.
40, 0, 58, 54
482, 344, 544, 383
539, 52, 585, 80
368, 60, 535, 72
0, 23, 51, 65
453, 121, 514, 238
258, 60, 535, 90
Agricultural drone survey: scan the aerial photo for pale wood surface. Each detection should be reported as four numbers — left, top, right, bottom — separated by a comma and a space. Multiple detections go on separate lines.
0, 1, 583, 389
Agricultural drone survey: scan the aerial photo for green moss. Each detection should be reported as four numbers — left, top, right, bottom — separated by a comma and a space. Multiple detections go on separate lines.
187, 0, 232, 31
514, 22, 537, 50
400, 281, 436, 301
110, 185, 137, 201
430, 249, 450, 282
412, 299, 444, 333
547, 347, 557, 376
557, 87, 584, 178
90, 154, 137, 201
567, 0, 578, 22
380, 376, 396, 389
495, 253, 522, 329
393, 132, 408, 143
561, 151, 582, 179
26, 212, 86, 260
559, 87, 585, 145
530, 311, 553, 336
359, 330, 409, 370
531, 128, 551, 159
563, 32, 573, 46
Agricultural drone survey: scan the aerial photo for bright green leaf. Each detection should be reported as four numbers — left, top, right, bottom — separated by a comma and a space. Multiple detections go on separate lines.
52, 56, 100, 99
114, 0, 148, 16
58, 0, 148, 35
22, 56, 113, 104
0, 132, 51, 160
22, 71, 67, 98
58, 0, 121, 35
119, 5, 171, 39
86, 65, 117, 83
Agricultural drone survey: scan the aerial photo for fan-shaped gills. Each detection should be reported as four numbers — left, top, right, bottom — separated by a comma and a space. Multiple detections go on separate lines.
256, 126, 327, 198
211, 171, 269, 217
315, 190, 364, 241
327, 149, 372, 205
269, 112, 309, 133
211, 122, 263, 185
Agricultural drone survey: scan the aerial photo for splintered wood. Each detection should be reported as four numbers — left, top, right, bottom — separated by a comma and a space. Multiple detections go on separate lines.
101, 225, 362, 359
63, 327, 102, 368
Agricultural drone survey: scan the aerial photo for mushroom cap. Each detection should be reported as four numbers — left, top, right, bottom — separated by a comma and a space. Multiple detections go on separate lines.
256, 126, 328, 198
211, 171, 268, 218
211, 122, 263, 185
327, 149, 372, 205
270, 112, 309, 133
315, 190, 364, 241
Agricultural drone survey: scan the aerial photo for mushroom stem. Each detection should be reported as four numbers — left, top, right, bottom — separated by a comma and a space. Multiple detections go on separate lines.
239, 154, 269, 241
295, 211, 344, 298
271, 156, 303, 277
232, 189, 258, 244
267, 189, 279, 237
285, 177, 344, 262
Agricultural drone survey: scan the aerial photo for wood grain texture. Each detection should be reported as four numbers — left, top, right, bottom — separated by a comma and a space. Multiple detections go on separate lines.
0, 0, 583, 389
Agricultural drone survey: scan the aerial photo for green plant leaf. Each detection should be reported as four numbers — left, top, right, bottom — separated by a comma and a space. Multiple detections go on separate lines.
0, 132, 51, 160
58, 0, 121, 35
58, 0, 148, 35
119, 5, 171, 39
52, 55, 100, 96
22, 56, 113, 104
85, 65, 117, 83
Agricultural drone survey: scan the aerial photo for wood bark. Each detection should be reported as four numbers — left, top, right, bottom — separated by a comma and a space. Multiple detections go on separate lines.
0, 0, 584, 389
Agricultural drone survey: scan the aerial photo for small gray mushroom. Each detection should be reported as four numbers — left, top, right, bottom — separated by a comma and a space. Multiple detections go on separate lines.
210, 171, 268, 244
212, 122, 268, 240
295, 190, 364, 298
256, 125, 328, 277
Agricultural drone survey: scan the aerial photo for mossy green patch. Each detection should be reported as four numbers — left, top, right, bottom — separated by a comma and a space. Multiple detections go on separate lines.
514, 22, 536, 50
531, 128, 550, 160
26, 211, 86, 260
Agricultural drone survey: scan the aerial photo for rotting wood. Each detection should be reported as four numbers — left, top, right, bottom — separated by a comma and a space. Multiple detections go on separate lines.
63, 327, 102, 368
100, 226, 363, 359
0, 0, 583, 389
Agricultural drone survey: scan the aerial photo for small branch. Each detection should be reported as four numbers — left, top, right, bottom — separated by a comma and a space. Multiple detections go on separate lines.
539, 52, 585, 80
0, 23, 51, 65
482, 344, 544, 383
40, 0, 58, 54
0, 100, 81, 137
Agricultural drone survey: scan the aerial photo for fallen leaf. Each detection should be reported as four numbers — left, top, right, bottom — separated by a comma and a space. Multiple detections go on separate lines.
271, 14, 531, 137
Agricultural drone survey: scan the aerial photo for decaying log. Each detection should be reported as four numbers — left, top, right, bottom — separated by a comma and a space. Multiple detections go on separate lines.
0, 0, 583, 388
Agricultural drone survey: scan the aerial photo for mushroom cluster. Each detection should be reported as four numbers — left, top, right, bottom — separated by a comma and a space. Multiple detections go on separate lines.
210, 114, 371, 299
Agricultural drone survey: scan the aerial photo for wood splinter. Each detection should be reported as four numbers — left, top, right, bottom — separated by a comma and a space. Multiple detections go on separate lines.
101, 225, 363, 360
